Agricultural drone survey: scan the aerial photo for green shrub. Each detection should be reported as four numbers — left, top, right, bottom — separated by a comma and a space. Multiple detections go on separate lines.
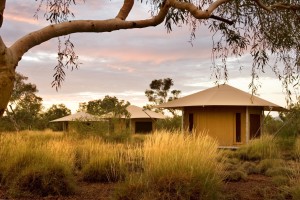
224, 169, 248, 182
294, 137, 300, 161
241, 161, 258, 175
265, 167, 294, 177
271, 175, 290, 186
255, 159, 283, 174
236, 135, 279, 161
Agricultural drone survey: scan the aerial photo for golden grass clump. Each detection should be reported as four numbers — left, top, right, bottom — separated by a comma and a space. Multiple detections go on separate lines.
74, 137, 128, 183
0, 131, 76, 196
293, 137, 300, 161
236, 134, 280, 161
118, 130, 224, 200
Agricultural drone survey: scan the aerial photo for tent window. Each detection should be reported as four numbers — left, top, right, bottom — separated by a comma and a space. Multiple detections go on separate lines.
189, 113, 194, 132
236, 113, 241, 143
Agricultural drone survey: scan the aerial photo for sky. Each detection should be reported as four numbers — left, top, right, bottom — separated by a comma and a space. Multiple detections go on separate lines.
1, 0, 296, 114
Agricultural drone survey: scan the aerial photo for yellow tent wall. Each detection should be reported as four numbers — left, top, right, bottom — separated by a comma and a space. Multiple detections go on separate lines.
183, 106, 263, 146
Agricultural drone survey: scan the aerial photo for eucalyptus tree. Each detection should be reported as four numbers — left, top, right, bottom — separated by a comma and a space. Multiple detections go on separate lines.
145, 78, 181, 115
0, 0, 299, 117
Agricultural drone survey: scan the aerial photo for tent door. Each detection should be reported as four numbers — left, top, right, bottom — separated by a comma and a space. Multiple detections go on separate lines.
250, 114, 261, 139
135, 122, 152, 134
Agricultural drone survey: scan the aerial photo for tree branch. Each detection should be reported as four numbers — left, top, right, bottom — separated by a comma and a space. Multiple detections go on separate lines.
252, 0, 272, 11
115, 0, 134, 20
10, 0, 235, 61
210, 15, 234, 25
270, 3, 300, 11
252, 0, 300, 12
10, 2, 170, 61
169, 0, 232, 19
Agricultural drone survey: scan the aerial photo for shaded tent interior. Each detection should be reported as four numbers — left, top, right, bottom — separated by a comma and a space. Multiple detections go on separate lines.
157, 84, 287, 147
51, 105, 166, 134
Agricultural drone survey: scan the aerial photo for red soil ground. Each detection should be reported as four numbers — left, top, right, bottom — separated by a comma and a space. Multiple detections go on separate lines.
0, 174, 284, 200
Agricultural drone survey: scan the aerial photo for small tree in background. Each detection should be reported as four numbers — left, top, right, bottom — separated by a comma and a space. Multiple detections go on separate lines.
145, 78, 181, 116
279, 99, 300, 137
79, 96, 131, 135
264, 115, 283, 135
43, 104, 71, 131
80, 96, 130, 118
1, 73, 44, 131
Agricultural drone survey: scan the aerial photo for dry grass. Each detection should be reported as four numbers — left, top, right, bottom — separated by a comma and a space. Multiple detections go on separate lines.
236, 134, 280, 161
117, 130, 224, 200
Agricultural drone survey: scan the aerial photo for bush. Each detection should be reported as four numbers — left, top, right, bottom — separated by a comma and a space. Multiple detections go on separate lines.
0, 132, 76, 197
10, 160, 76, 196
224, 169, 248, 182
265, 167, 294, 177
1, 149, 75, 197
156, 115, 182, 132
241, 161, 258, 175
294, 137, 300, 161
236, 135, 279, 161
82, 157, 126, 183
271, 175, 290, 187
76, 138, 127, 183
255, 159, 283, 174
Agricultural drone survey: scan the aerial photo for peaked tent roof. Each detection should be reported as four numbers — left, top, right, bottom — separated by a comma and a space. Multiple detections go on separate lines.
157, 84, 287, 112
100, 105, 166, 119
50, 112, 106, 122
127, 105, 166, 119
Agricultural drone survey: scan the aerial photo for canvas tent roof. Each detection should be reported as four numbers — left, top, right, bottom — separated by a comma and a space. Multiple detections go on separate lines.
127, 105, 166, 119
99, 105, 166, 119
50, 112, 106, 122
157, 84, 287, 112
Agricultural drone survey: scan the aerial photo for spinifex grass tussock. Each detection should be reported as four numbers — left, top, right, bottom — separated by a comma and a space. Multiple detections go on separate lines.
284, 161, 300, 199
0, 131, 76, 196
236, 134, 280, 161
117, 130, 224, 200
293, 137, 300, 161
75, 137, 128, 182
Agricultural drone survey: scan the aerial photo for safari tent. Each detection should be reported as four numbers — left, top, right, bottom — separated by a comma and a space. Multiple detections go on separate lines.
51, 105, 166, 134
126, 105, 166, 134
103, 105, 166, 134
157, 84, 287, 147
50, 112, 107, 132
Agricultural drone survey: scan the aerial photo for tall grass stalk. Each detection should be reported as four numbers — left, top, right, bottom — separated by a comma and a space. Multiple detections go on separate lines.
119, 130, 224, 200
0, 131, 76, 196
78, 138, 128, 182
294, 137, 300, 160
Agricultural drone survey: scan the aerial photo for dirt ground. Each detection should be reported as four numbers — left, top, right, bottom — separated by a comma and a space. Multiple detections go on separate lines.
0, 174, 286, 200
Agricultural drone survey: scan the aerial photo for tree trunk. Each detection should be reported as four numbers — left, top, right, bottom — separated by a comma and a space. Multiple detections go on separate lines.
0, 39, 16, 117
